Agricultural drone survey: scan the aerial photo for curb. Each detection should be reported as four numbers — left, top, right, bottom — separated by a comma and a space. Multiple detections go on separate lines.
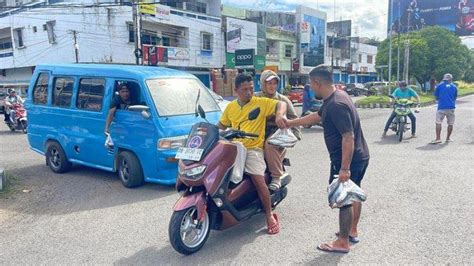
355, 92, 474, 109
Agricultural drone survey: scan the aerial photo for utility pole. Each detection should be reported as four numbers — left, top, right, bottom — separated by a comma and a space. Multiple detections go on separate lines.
404, 5, 411, 83
396, 0, 401, 82
69, 30, 79, 63
132, 1, 142, 65
388, 0, 394, 88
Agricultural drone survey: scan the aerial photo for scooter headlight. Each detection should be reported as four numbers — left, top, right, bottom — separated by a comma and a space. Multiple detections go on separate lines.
180, 165, 206, 179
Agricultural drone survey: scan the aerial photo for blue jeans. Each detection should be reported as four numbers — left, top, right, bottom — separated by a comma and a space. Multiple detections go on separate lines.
384, 111, 416, 134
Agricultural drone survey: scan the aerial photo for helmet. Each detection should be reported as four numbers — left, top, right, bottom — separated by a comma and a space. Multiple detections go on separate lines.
398, 81, 407, 87
8, 88, 16, 94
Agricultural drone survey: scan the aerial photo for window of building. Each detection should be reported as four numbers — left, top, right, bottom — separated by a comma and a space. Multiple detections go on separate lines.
367, 55, 373, 64
128, 24, 135, 43
46, 20, 56, 44
52, 77, 74, 108
0, 37, 12, 50
358, 54, 362, 63
14, 28, 24, 48
33, 72, 49, 105
76, 78, 105, 111
201, 32, 212, 51
285, 45, 293, 58
141, 31, 160, 45
186, 1, 207, 14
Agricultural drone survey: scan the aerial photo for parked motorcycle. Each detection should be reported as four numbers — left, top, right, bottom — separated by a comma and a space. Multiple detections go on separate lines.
168, 107, 291, 255
388, 96, 419, 142
6, 103, 27, 133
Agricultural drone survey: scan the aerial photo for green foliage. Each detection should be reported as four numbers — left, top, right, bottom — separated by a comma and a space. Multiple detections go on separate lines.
376, 26, 472, 84
356, 96, 391, 105
283, 84, 292, 95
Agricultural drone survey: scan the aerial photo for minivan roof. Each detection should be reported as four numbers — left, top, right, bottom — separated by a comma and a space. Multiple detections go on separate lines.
35, 64, 196, 80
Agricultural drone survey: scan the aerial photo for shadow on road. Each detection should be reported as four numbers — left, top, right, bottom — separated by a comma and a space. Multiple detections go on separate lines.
0, 163, 175, 216
416, 143, 448, 151
303, 250, 345, 265
373, 136, 414, 145
115, 216, 264, 264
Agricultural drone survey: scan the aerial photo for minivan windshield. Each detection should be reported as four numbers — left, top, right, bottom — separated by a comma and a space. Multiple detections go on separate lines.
146, 78, 220, 116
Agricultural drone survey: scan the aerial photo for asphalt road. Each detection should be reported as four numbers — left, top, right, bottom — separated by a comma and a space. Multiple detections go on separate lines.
0, 96, 473, 264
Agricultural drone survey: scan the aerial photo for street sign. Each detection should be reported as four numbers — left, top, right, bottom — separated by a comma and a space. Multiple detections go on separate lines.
235, 49, 254, 67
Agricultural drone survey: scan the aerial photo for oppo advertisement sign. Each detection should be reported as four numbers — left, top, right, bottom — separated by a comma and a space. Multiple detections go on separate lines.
235, 49, 255, 67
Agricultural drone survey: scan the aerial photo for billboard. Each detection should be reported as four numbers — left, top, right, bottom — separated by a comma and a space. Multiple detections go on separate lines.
327, 20, 352, 37
226, 18, 258, 53
388, 0, 474, 36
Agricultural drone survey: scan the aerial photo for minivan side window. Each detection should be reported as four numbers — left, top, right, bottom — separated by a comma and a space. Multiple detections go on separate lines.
76, 78, 105, 111
33, 72, 49, 105
52, 77, 74, 108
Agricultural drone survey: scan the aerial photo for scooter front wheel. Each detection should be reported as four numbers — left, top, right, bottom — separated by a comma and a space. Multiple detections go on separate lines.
20, 120, 27, 134
169, 206, 210, 255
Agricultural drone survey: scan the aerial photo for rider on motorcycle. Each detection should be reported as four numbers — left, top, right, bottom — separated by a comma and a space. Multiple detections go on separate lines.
4, 88, 24, 125
382, 81, 420, 138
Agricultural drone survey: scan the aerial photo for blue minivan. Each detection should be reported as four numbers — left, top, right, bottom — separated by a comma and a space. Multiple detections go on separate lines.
26, 64, 221, 187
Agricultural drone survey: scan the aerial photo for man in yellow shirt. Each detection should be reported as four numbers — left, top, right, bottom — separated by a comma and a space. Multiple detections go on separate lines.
218, 73, 287, 235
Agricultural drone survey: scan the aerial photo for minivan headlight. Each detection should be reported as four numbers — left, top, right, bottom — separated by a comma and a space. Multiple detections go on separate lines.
180, 165, 206, 179
158, 135, 188, 150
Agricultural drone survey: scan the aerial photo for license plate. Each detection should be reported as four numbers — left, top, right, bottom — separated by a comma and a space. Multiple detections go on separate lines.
175, 147, 204, 161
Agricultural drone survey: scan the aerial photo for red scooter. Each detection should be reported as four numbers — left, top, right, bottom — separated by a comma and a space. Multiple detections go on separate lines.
6, 103, 27, 133
168, 107, 291, 255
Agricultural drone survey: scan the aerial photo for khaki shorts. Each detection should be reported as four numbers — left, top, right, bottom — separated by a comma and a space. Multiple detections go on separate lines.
436, 109, 455, 125
244, 148, 266, 176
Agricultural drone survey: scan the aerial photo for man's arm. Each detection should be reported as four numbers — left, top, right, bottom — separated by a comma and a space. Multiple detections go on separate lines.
274, 101, 288, 129
105, 107, 116, 133
284, 112, 321, 128
217, 122, 227, 130
339, 132, 355, 182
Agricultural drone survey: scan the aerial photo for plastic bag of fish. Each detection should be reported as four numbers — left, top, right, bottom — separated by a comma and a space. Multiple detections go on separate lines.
327, 177, 367, 209
268, 128, 298, 148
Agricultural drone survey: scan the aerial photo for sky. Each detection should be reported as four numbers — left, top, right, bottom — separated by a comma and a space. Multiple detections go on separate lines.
221, 0, 389, 40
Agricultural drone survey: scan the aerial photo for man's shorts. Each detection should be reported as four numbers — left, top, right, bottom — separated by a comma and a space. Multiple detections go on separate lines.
436, 109, 455, 125
244, 148, 266, 176
329, 160, 369, 187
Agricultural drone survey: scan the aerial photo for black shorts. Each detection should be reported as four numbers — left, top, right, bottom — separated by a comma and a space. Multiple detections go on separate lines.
329, 159, 369, 187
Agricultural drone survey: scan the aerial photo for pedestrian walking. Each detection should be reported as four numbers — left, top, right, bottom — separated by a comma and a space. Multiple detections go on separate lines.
283, 65, 370, 253
431, 73, 458, 144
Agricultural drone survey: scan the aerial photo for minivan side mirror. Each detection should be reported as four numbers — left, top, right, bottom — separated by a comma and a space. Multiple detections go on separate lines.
128, 105, 151, 119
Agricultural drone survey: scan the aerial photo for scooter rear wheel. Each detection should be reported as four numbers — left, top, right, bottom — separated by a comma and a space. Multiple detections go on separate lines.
169, 206, 210, 255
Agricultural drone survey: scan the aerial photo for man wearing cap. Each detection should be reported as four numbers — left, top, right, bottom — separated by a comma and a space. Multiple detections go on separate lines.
431, 73, 458, 144
256, 70, 301, 191
382, 81, 421, 138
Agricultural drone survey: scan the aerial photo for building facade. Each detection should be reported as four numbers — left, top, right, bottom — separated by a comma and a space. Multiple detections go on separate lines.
0, 0, 224, 88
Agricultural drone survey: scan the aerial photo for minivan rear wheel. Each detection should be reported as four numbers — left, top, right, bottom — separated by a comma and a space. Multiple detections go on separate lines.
46, 142, 72, 173
117, 151, 144, 188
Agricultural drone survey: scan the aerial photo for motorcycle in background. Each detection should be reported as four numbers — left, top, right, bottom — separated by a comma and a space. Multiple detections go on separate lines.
6, 103, 28, 133
389, 96, 419, 142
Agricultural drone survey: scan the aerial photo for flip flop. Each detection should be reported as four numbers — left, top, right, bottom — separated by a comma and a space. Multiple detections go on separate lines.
317, 243, 349, 254
335, 232, 360, 243
268, 180, 281, 191
267, 213, 280, 235
430, 140, 442, 144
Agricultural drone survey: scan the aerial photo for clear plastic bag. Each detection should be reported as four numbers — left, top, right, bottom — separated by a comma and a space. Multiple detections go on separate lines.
268, 128, 298, 148
104, 132, 114, 148
327, 177, 367, 209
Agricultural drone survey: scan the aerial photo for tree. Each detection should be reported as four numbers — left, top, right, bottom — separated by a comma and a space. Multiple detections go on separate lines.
376, 26, 472, 84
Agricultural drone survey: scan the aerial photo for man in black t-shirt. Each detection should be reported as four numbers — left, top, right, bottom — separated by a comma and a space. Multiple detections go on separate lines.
105, 85, 133, 134
283, 65, 370, 254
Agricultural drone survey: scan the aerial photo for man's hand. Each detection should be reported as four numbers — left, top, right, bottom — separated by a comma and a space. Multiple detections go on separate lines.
275, 114, 287, 129
338, 169, 351, 182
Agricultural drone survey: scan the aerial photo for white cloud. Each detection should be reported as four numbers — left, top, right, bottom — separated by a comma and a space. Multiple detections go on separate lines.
221, 0, 389, 39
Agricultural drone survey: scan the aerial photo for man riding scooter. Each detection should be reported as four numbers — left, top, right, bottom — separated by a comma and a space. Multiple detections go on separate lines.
382, 81, 420, 138
218, 73, 288, 234
4, 88, 24, 126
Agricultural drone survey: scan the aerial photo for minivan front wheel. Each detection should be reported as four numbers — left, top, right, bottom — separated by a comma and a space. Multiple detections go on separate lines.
46, 142, 72, 173
117, 151, 144, 188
